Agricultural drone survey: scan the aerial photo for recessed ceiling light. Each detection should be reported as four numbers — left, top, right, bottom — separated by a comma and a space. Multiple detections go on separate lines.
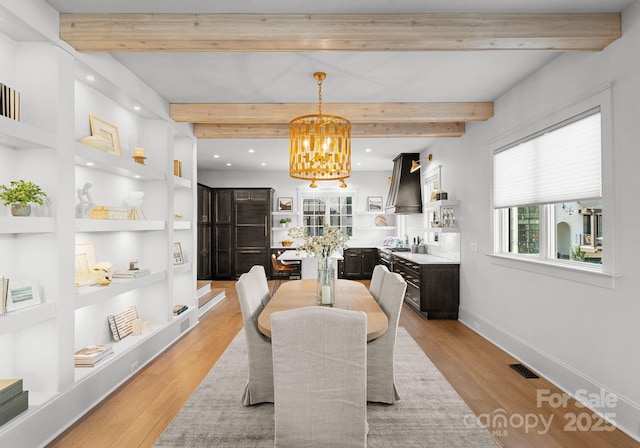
213, 154, 220, 158
86, 75, 95, 82
86, 162, 94, 166
365, 148, 372, 152
134, 175, 141, 179
226, 163, 232, 166
261, 162, 266, 166
133, 105, 141, 111
248, 149, 255, 153
356, 162, 362, 166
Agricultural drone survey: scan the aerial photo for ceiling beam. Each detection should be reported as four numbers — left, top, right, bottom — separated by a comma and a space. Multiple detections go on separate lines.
170, 102, 493, 124
194, 122, 465, 139
60, 13, 621, 52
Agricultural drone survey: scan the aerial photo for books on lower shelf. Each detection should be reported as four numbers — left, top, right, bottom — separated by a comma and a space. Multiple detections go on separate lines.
0, 379, 28, 427
173, 304, 188, 316
74, 344, 114, 367
112, 268, 151, 278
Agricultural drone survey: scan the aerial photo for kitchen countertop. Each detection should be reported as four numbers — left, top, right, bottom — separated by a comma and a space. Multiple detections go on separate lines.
377, 246, 460, 265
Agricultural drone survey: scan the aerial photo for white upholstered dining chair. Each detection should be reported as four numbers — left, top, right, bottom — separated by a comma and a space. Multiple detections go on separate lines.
271, 307, 368, 448
249, 264, 271, 306
235, 272, 274, 405
369, 264, 389, 302
367, 271, 407, 404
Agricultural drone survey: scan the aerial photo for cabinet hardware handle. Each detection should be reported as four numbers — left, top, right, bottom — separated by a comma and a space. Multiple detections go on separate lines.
240, 250, 260, 254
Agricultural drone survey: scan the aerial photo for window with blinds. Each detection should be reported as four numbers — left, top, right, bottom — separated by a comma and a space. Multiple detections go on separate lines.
493, 109, 603, 266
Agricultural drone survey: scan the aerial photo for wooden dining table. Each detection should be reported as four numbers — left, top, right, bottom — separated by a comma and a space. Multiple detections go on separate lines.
258, 279, 388, 341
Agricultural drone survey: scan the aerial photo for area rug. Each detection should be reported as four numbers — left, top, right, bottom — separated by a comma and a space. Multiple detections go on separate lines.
155, 327, 498, 447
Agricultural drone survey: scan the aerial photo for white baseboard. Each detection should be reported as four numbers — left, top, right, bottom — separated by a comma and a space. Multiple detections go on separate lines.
458, 306, 640, 443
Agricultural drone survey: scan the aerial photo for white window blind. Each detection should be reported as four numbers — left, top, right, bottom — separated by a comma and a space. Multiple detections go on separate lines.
493, 111, 602, 208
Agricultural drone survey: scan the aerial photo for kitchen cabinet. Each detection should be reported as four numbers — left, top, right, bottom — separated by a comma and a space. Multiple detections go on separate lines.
392, 254, 459, 319
209, 188, 273, 279
339, 248, 378, 279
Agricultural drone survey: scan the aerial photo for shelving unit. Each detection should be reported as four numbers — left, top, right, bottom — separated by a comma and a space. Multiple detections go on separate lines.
271, 210, 297, 245
0, 5, 198, 446
424, 199, 460, 233
355, 212, 396, 231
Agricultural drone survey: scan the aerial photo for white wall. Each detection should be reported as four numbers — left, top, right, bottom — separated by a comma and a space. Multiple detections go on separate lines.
198, 169, 398, 247
424, 1, 640, 440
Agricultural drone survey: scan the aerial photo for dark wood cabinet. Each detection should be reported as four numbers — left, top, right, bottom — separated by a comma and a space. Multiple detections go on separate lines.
197, 184, 212, 279
392, 255, 459, 319
339, 248, 378, 279
203, 188, 273, 279
212, 189, 233, 278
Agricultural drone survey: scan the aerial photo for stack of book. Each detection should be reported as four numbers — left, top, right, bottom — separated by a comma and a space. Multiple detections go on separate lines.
112, 268, 151, 279
173, 304, 188, 316
74, 344, 114, 367
0, 379, 28, 427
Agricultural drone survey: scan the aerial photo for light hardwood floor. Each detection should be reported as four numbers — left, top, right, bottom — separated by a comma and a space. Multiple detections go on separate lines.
48, 280, 639, 448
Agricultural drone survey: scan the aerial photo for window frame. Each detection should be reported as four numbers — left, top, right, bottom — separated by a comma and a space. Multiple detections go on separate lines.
297, 189, 355, 238
489, 83, 618, 289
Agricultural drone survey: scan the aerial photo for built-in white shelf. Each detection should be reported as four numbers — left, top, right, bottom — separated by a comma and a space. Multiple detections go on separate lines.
173, 262, 192, 274
427, 227, 459, 233
74, 142, 165, 181
74, 271, 167, 309
272, 211, 296, 216
74, 320, 162, 383
173, 221, 191, 230
75, 219, 165, 232
0, 116, 56, 149
173, 176, 191, 189
357, 226, 397, 230
0, 303, 57, 336
0, 217, 55, 234
426, 199, 460, 207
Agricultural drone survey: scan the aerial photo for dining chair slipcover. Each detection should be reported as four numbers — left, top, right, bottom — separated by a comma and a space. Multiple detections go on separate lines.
249, 264, 271, 306
367, 271, 407, 404
369, 264, 389, 302
271, 307, 368, 448
235, 273, 274, 405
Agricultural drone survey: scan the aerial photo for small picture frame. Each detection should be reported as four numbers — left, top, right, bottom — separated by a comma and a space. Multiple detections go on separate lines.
278, 197, 293, 212
173, 242, 185, 265
7, 280, 41, 311
75, 242, 97, 286
368, 196, 383, 212
89, 114, 122, 157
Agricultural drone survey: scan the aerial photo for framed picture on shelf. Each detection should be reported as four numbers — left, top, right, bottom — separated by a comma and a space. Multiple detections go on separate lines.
368, 196, 383, 212
75, 242, 97, 286
173, 242, 185, 265
278, 197, 293, 211
7, 280, 41, 311
89, 114, 122, 157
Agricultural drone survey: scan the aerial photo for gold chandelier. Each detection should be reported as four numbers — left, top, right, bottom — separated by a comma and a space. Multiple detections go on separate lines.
289, 72, 351, 188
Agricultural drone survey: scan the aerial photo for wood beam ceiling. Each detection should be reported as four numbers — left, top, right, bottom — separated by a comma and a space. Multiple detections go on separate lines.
172, 102, 488, 139
59, 12, 618, 139
60, 13, 621, 52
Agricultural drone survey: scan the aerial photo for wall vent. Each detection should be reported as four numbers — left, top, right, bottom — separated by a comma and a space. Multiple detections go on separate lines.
509, 363, 539, 378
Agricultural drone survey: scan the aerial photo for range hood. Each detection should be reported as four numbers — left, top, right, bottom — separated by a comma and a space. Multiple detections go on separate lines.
385, 153, 423, 214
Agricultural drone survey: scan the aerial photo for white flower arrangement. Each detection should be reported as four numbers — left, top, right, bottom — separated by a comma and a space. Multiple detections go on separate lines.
288, 225, 348, 260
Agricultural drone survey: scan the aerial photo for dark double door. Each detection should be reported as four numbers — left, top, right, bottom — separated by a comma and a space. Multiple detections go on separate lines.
197, 186, 272, 279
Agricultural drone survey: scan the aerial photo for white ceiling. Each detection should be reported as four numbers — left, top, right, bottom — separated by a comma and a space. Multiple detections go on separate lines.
45, 0, 636, 173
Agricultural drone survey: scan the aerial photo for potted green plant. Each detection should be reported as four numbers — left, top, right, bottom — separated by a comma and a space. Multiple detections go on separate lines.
279, 217, 292, 227
0, 180, 47, 217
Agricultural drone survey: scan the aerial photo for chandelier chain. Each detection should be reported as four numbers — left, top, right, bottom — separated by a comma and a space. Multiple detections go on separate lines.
317, 76, 323, 117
